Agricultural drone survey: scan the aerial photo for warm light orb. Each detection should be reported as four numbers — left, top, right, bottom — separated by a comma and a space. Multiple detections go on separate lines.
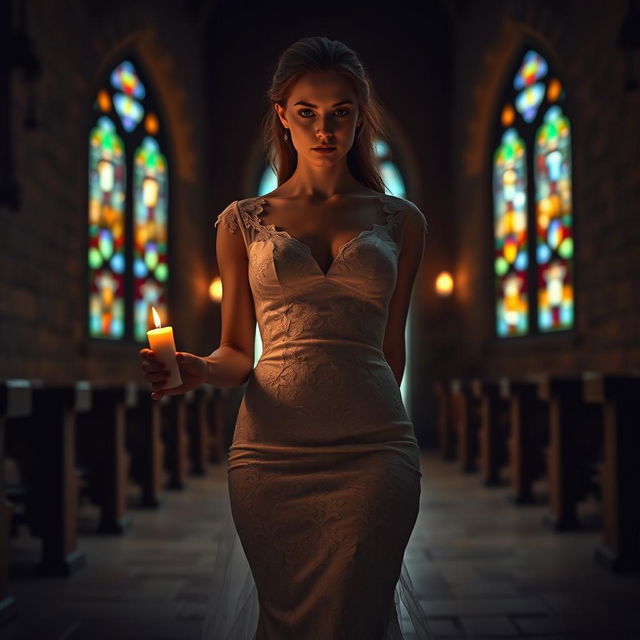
145, 113, 159, 136
97, 89, 111, 112
547, 78, 562, 102
209, 277, 223, 302
151, 305, 162, 328
435, 271, 454, 297
501, 104, 515, 127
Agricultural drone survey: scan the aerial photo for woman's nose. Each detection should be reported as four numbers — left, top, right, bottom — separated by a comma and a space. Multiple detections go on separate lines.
315, 115, 334, 136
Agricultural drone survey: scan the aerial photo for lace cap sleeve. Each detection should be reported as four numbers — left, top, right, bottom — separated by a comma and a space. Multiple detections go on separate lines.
214, 201, 240, 233
385, 196, 428, 248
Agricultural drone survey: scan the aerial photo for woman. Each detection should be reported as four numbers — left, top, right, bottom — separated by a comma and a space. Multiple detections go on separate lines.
140, 36, 430, 639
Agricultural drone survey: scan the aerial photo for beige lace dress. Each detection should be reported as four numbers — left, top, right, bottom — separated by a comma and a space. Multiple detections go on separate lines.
201, 195, 431, 639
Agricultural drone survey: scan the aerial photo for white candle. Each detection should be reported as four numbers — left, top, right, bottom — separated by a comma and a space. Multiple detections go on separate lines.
146, 306, 183, 390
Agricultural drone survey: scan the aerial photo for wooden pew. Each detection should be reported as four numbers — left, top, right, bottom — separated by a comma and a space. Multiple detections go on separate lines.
0, 379, 32, 624
188, 386, 212, 476
127, 389, 167, 508
536, 375, 602, 531
584, 372, 640, 572
433, 380, 455, 460
6, 382, 90, 576
473, 379, 509, 487
163, 395, 190, 490
450, 378, 481, 473
500, 376, 549, 504
75, 382, 135, 534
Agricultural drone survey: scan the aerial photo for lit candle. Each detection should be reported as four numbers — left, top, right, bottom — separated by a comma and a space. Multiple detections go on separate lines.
146, 306, 183, 390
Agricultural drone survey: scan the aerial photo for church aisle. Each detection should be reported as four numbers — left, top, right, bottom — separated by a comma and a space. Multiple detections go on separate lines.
3, 452, 640, 640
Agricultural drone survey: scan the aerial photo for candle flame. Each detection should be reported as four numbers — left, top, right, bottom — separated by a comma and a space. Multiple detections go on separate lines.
151, 306, 162, 329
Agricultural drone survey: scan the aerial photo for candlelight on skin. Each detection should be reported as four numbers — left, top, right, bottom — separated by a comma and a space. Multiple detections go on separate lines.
146, 306, 183, 389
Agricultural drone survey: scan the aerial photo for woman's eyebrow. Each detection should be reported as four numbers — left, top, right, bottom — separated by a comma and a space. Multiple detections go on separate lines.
293, 99, 353, 108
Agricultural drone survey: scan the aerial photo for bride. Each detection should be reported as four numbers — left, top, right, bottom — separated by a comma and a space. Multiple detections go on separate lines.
140, 35, 430, 639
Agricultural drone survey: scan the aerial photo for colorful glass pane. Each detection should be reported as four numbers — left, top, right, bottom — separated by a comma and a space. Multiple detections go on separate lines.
110, 60, 146, 99
535, 106, 574, 332
493, 128, 529, 337
133, 137, 169, 342
515, 82, 546, 123
88, 116, 126, 339
113, 92, 145, 133
513, 50, 548, 90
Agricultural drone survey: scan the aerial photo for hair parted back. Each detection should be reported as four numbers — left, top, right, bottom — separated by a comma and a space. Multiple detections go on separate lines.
263, 36, 388, 194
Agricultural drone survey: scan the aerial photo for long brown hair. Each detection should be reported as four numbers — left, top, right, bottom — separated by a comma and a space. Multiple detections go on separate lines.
262, 36, 388, 194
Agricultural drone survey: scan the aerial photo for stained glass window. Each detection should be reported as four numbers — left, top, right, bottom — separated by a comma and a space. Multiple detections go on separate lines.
535, 106, 574, 332
133, 137, 169, 342
88, 59, 170, 342
492, 48, 574, 338
493, 128, 529, 337
88, 116, 126, 339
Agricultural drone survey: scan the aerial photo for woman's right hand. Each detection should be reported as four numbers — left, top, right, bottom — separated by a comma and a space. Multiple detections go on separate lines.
139, 348, 209, 400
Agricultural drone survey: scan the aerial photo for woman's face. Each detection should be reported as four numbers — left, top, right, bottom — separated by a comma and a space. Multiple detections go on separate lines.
275, 70, 363, 165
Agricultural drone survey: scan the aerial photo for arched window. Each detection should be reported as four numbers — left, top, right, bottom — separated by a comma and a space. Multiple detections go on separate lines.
88, 59, 170, 341
492, 49, 574, 338
254, 139, 413, 408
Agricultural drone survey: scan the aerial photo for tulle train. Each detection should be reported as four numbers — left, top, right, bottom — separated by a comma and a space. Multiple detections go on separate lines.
200, 487, 432, 639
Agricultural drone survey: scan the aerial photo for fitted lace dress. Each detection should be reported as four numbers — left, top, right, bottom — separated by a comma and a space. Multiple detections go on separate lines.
201, 194, 431, 639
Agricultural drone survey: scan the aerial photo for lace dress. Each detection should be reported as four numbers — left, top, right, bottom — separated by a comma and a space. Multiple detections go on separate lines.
201, 195, 431, 639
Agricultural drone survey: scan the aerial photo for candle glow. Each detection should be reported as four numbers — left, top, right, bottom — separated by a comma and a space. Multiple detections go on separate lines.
146, 306, 183, 390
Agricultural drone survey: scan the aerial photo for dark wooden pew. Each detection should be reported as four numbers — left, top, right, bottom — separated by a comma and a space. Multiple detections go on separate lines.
5, 382, 90, 576
499, 376, 549, 504
0, 379, 32, 624
75, 382, 135, 534
163, 395, 190, 490
473, 379, 509, 486
433, 380, 455, 460
127, 389, 167, 508
450, 378, 481, 473
536, 375, 602, 531
187, 386, 213, 476
584, 372, 640, 572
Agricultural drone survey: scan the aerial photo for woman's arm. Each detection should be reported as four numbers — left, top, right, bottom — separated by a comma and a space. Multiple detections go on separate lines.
382, 204, 427, 387
205, 206, 257, 388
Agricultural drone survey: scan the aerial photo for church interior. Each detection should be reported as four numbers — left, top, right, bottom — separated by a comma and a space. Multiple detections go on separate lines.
1, 0, 640, 638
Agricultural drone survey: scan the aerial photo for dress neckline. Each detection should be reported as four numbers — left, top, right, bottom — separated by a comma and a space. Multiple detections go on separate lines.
236, 194, 403, 279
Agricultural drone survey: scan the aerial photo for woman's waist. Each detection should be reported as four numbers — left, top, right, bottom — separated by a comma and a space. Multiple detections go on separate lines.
258, 337, 385, 359
227, 434, 421, 476
255, 338, 388, 370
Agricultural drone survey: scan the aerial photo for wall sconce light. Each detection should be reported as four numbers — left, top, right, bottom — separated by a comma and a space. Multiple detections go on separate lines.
618, 0, 640, 91
435, 270, 454, 297
209, 276, 223, 303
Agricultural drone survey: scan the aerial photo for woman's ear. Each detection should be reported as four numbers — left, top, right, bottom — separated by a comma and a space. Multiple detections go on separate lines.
274, 103, 288, 129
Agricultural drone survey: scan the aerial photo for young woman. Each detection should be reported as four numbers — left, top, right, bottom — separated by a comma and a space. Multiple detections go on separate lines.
140, 36, 430, 639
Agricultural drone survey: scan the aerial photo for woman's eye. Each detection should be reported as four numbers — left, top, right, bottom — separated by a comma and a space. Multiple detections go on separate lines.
297, 109, 350, 118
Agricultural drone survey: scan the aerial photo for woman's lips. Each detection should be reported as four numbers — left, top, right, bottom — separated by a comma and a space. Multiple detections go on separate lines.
312, 147, 336, 153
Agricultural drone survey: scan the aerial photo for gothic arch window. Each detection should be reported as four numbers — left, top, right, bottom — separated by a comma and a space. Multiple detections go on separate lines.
492, 48, 574, 338
88, 59, 170, 342
254, 138, 414, 408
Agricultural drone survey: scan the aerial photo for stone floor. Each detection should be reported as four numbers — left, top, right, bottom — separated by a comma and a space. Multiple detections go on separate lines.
3, 452, 640, 640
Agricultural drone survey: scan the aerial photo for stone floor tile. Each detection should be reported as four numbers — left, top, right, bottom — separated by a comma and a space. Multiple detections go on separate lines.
3, 453, 640, 639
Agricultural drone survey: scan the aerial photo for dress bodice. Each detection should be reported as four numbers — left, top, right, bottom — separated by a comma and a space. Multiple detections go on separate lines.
214, 194, 428, 359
